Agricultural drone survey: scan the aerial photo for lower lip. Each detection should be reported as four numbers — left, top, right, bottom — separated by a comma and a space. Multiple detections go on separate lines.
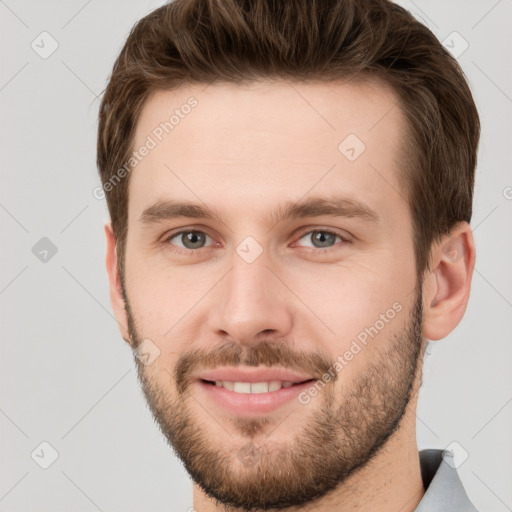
196, 380, 315, 415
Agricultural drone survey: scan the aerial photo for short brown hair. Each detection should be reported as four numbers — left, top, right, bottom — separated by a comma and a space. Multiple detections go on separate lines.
97, 0, 480, 279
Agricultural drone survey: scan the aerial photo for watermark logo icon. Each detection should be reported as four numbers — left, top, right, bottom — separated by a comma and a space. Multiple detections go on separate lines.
236, 236, 263, 264
237, 442, 262, 468
338, 134, 366, 162
31, 441, 59, 469
442, 31, 469, 59
32, 237, 58, 263
135, 338, 161, 366
442, 236, 465, 263
442, 441, 469, 469
31, 32, 59, 59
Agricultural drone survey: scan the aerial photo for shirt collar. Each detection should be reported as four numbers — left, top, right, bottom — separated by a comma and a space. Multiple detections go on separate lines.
414, 449, 478, 511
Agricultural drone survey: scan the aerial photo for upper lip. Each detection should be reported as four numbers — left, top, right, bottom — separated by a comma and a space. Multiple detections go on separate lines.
196, 367, 315, 384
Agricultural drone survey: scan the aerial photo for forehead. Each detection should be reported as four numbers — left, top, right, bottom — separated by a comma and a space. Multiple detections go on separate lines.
128, 79, 408, 229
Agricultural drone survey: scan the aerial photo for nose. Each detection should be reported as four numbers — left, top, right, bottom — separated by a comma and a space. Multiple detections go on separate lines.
208, 250, 294, 346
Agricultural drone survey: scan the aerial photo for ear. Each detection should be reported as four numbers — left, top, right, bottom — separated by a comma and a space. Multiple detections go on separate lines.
104, 221, 131, 346
421, 222, 476, 341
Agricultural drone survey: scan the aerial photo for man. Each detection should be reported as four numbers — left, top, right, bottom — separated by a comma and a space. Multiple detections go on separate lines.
97, 0, 480, 510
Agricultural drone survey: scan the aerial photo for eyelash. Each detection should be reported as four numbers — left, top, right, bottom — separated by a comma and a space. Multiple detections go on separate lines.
162, 227, 351, 255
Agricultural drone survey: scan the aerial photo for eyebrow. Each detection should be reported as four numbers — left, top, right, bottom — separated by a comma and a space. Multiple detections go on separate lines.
139, 196, 379, 226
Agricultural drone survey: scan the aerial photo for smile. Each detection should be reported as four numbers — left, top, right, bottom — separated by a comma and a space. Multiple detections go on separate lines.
203, 379, 313, 393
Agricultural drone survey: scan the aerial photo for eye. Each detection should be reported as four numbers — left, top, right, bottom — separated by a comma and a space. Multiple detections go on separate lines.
165, 230, 215, 251
163, 228, 350, 254
295, 229, 348, 250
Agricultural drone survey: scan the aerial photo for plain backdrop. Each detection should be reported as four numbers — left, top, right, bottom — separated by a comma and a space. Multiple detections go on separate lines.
1, 1, 511, 511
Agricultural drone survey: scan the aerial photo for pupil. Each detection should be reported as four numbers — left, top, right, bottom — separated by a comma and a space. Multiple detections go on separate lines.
184, 231, 204, 248
313, 231, 335, 248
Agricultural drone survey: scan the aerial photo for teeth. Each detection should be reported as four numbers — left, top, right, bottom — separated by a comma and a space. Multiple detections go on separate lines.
213, 380, 297, 393
269, 381, 282, 392
222, 381, 234, 391
250, 382, 269, 394
233, 382, 251, 394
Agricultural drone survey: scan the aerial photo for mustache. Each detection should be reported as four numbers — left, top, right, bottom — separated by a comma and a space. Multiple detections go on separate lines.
173, 341, 335, 394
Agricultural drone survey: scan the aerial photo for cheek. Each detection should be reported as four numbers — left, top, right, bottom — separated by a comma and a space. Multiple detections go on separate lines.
126, 269, 203, 338
297, 267, 413, 386
287, 253, 415, 341
123, 245, 196, 340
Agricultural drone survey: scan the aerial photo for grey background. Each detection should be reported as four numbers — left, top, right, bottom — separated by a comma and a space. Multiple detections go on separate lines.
1, 0, 511, 511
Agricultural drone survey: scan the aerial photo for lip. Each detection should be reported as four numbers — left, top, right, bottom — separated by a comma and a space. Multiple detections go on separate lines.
193, 366, 316, 416
196, 366, 314, 383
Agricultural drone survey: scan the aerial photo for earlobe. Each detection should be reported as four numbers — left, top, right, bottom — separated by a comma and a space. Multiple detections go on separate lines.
421, 223, 476, 341
104, 222, 131, 344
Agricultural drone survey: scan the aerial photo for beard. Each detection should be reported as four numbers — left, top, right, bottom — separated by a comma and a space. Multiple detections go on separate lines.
123, 284, 426, 511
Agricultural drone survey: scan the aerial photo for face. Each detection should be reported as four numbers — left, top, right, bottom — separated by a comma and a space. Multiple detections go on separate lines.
116, 80, 428, 509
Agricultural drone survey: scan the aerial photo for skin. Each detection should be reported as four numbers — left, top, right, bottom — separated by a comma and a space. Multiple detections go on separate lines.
104, 79, 476, 512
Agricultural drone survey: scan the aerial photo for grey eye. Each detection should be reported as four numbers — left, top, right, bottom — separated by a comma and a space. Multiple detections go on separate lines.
298, 230, 342, 249
169, 231, 211, 249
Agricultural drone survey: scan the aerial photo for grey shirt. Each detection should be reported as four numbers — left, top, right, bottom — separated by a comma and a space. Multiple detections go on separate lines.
415, 449, 479, 511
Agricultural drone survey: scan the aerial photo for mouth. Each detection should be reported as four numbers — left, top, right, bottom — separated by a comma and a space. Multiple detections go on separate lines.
200, 378, 315, 393
193, 368, 318, 415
